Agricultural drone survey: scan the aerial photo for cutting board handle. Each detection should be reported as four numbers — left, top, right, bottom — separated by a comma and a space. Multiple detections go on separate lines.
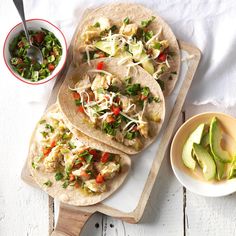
51, 204, 94, 236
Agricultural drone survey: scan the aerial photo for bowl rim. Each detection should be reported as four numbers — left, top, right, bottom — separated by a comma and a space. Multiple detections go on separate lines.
3, 18, 68, 85
170, 111, 236, 197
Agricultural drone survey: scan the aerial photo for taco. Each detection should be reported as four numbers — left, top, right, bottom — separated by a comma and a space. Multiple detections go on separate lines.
73, 3, 180, 96
28, 104, 130, 206
58, 58, 165, 154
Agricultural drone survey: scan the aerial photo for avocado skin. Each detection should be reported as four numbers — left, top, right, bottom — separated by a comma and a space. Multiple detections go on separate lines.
209, 117, 232, 163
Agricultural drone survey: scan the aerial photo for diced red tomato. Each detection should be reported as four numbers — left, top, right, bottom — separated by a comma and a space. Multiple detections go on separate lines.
34, 32, 45, 44
42, 147, 51, 156
111, 106, 121, 116
69, 174, 75, 181
96, 61, 104, 70
89, 149, 98, 157
48, 63, 55, 71
74, 182, 80, 188
72, 92, 81, 99
158, 53, 167, 62
50, 140, 56, 148
80, 170, 90, 179
79, 156, 86, 163
104, 95, 110, 100
77, 105, 85, 113
74, 163, 83, 169
101, 152, 110, 163
96, 173, 104, 183
140, 95, 147, 100
106, 115, 115, 123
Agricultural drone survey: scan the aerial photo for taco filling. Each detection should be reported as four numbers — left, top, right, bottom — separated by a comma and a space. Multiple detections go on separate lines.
78, 16, 177, 90
31, 110, 121, 195
70, 62, 162, 151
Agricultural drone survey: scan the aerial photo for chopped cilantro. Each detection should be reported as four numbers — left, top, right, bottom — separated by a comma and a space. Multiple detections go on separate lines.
75, 99, 82, 106
78, 150, 94, 164
153, 42, 162, 50
41, 131, 48, 138
93, 22, 100, 27
157, 79, 165, 91
55, 172, 64, 181
45, 123, 54, 132
171, 71, 177, 75
125, 131, 137, 140
62, 132, 71, 140
39, 119, 46, 124
68, 141, 76, 149
62, 180, 69, 188
148, 96, 161, 103
141, 87, 150, 97
102, 121, 116, 136
123, 17, 130, 24
125, 76, 132, 85
125, 83, 141, 96
143, 30, 154, 42
31, 162, 38, 169
44, 180, 52, 187
109, 25, 118, 33
141, 16, 155, 28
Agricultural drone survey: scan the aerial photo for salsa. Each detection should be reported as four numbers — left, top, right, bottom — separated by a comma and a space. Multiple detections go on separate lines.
9, 28, 62, 82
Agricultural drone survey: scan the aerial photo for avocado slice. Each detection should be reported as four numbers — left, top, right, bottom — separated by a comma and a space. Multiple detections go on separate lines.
140, 53, 155, 75
95, 41, 118, 55
182, 123, 205, 170
201, 132, 210, 148
209, 117, 232, 163
129, 43, 154, 74
193, 143, 216, 180
201, 132, 225, 180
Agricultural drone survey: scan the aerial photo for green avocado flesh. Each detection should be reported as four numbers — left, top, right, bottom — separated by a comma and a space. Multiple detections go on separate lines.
182, 123, 205, 170
201, 132, 225, 180
193, 143, 216, 180
95, 41, 117, 55
139, 53, 155, 74
209, 117, 232, 163
95, 41, 155, 74
128, 44, 154, 74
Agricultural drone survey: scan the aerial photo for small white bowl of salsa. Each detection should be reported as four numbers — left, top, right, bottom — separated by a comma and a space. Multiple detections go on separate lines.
3, 19, 67, 85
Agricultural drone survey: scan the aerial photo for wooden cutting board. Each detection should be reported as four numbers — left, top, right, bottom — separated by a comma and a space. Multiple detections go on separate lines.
21, 39, 201, 235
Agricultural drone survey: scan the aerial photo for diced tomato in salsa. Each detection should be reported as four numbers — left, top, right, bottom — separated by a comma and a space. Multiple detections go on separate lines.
158, 53, 167, 62
96, 61, 104, 70
101, 152, 110, 163
96, 173, 104, 183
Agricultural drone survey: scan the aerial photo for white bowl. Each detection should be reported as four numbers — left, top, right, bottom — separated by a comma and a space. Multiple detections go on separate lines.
3, 19, 67, 85
170, 112, 236, 197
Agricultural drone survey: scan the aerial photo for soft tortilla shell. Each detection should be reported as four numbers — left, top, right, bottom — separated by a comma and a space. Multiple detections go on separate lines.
58, 58, 165, 155
28, 104, 131, 206
73, 3, 181, 96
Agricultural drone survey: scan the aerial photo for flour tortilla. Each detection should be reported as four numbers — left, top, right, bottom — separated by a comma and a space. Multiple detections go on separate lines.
58, 58, 165, 155
73, 3, 180, 96
28, 104, 131, 206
